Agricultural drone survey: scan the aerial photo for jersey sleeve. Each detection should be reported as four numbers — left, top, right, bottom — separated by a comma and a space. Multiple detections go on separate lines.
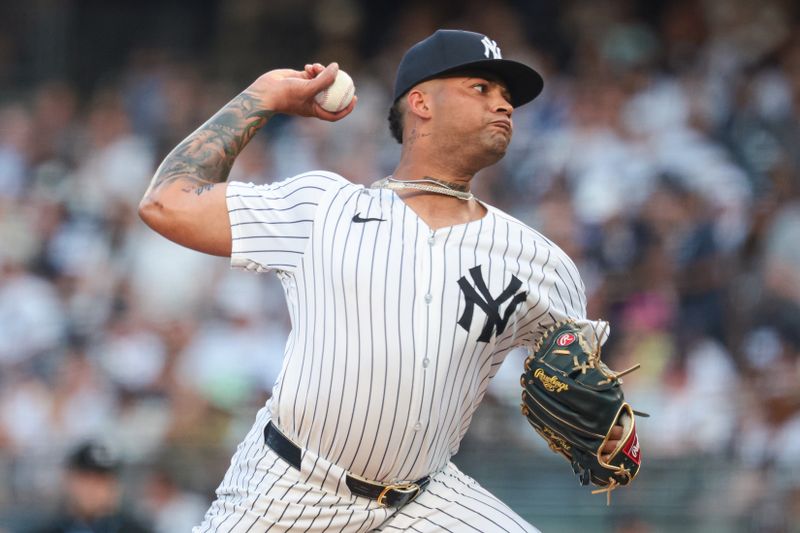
546, 250, 610, 350
226, 170, 349, 273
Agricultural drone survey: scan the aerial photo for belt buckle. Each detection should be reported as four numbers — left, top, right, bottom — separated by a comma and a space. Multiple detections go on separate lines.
376, 482, 421, 507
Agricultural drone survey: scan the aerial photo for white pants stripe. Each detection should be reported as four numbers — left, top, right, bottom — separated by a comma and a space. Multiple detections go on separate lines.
194, 416, 538, 533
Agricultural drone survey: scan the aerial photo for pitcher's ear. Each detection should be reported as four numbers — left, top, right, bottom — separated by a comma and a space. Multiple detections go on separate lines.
407, 88, 432, 119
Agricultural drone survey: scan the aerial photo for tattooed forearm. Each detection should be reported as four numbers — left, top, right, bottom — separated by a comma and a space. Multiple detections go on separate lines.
146, 91, 274, 196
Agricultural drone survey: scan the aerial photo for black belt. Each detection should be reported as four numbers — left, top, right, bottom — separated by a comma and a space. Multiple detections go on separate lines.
264, 421, 430, 508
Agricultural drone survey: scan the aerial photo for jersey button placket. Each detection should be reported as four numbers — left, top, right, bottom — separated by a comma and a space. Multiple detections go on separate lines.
424, 231, 435, 370
414, 229, 436, 434
424, 233, 434, 302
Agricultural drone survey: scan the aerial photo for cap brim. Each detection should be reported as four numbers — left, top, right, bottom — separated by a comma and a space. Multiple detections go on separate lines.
399, 59, 544, 108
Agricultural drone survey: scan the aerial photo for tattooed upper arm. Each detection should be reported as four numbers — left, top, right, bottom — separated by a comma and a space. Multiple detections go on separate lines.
184, 182, 217, 196
139, 91, 274, 256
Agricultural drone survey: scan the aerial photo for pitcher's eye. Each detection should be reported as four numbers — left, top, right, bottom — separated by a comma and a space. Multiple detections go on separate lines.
472, 83, 488, 93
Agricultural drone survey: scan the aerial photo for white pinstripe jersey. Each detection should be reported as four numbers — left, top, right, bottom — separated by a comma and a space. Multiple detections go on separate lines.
226, 171, 607, 483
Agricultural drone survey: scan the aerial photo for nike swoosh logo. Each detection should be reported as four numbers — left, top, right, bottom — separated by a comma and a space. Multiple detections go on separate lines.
352, 213, 385, 223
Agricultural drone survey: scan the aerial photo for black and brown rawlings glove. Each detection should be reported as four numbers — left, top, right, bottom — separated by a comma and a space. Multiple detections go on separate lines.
520, 320, 644, 502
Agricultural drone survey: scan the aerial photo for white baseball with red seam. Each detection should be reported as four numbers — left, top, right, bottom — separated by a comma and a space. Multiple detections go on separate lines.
314, 69, 355, 113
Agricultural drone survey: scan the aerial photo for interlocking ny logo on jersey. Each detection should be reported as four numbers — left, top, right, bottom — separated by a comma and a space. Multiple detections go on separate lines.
481, 36, 502, 59
457, 265, 527, 342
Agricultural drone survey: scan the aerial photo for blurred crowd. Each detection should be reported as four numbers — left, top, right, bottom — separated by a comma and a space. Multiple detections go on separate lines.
1, 0, 800, 531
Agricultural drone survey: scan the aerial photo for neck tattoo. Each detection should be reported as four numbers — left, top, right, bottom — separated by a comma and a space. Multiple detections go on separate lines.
370, 176, 475, 201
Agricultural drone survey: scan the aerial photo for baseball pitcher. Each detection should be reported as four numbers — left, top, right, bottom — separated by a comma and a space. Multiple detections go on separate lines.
139, 29, 636, 532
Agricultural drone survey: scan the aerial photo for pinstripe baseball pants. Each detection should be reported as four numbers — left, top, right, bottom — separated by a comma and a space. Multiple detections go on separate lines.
194, 416, 539, 533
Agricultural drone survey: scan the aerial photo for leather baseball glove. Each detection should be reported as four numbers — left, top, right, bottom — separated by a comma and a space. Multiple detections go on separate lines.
520, 320, 644, 502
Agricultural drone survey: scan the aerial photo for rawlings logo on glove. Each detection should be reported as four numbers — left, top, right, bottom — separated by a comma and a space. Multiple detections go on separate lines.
533, 368, 569, 392
520, 320, 646, 503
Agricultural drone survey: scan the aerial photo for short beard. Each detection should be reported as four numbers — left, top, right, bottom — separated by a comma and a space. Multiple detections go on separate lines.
479, 132, 510, 165
435, 128, 510, 172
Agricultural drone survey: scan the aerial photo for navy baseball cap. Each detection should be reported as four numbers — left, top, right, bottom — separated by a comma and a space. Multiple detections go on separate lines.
393, 29, 544, 107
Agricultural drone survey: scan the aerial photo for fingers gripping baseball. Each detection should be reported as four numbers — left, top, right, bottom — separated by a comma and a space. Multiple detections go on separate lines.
246, 62, 356, 121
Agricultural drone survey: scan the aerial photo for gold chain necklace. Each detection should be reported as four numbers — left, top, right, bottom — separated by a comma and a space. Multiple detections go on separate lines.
370, 176, 475, 201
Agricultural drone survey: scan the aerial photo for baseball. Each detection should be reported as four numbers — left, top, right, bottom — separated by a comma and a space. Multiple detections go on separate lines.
314, 69, 355, 113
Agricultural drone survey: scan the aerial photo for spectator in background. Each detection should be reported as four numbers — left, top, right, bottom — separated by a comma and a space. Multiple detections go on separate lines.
31, 441, 151, 533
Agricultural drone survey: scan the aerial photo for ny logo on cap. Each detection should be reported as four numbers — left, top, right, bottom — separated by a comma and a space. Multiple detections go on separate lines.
481, 36, 502, 59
